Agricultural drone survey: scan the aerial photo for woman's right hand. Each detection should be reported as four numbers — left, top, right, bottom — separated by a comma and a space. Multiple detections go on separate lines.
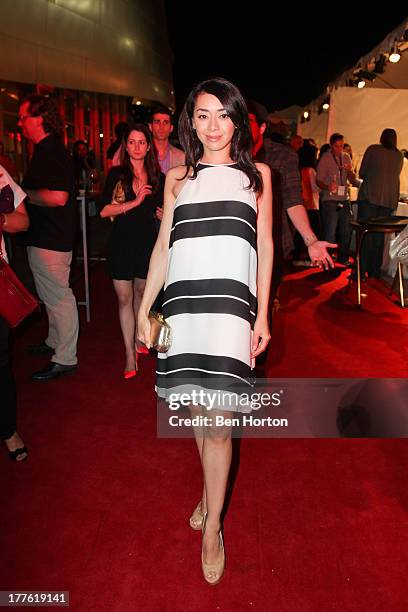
137, 311, 152, 349
134, 184, 153, 207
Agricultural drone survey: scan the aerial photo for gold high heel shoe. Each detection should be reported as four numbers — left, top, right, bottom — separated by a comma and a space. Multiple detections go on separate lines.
201, 513, 225, 585
189, 501, 205, 531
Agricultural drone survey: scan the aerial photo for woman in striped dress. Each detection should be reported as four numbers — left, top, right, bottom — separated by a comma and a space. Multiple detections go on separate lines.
138, 78, 273, 584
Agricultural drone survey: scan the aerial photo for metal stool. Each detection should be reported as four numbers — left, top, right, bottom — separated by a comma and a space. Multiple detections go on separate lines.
349, 217, 408, 307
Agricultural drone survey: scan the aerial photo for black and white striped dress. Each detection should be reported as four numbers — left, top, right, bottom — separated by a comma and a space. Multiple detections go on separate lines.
156, 162, 258, 411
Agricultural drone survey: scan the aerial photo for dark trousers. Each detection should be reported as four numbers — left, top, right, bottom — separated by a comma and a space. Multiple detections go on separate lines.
358, 201, 393, 277
320, 200, 352, 263
0, 317, 17, 440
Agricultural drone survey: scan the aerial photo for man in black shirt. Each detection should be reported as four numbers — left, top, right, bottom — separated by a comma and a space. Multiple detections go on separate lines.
19, 95, 78, 380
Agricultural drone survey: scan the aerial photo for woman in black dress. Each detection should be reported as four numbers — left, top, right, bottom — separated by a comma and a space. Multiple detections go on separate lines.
100, 124, 164, 378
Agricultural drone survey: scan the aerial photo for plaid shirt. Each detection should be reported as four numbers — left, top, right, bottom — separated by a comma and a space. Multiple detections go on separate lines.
256, 139, 303, 257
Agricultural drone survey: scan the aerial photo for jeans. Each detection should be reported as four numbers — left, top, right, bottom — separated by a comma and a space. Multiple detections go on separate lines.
320, 200, 352, 263
357, 201, 393, 277
0, 316, 17, 440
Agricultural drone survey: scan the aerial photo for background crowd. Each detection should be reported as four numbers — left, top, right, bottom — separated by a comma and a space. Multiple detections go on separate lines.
0, 93, 405, 464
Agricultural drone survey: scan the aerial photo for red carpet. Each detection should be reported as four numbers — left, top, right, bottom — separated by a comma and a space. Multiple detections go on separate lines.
1, 264, 408, 611
267, 266, 408, 377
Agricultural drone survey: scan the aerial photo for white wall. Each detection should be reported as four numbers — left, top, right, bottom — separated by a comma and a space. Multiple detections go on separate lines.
299, 87, 408, 193
298, 111, 328, 147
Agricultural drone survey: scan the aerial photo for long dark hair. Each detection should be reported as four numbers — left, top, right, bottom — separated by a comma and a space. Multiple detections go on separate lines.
178, 77, 263, 193
380, 128, 397, 150
119, 123, 161, 193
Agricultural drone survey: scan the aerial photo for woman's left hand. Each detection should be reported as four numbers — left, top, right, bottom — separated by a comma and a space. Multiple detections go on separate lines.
251, 316, 271, 358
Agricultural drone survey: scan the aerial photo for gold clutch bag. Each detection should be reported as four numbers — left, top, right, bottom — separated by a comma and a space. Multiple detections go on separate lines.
148, 311, 172, 352
110, 180, 126, 222
113, 180, 126, 203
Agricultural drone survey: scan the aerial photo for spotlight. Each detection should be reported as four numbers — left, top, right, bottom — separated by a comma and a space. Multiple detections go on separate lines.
303, 111, 309, 119
389, 47, 401, 63
357, 79, 366, 89
318, 96, 330, 114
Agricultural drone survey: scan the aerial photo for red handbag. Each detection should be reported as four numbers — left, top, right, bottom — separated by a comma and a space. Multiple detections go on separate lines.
0, 235, 38, 327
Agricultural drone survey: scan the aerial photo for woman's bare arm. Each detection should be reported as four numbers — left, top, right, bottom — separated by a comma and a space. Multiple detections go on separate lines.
99, 185, 153, 218
137, 166, 187, 346
252, 162, 273, 357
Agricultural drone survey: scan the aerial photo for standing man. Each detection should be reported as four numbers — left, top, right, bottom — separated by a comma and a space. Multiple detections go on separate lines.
317, 133, 360, 265
149, 105, 185, 225
148, 105, 185, 175
247, 101, 335, 274
357, 129, 403, 278
18, 95, 78, 381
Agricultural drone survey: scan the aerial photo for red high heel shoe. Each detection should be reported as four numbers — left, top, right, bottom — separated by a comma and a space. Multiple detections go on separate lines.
123, 369, 137, 379
136, 345, 149, 355
123, 353, 139, 379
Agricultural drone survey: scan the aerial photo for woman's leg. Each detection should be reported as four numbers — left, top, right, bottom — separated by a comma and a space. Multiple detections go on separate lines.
0, 317, 27, 461
189, 403, 207, 518
133, 278, 146, 352
113, 279, 135, 371
201, 408, 232, 564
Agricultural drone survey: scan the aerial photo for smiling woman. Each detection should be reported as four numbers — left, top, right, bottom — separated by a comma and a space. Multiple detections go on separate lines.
137, 77, 273, 585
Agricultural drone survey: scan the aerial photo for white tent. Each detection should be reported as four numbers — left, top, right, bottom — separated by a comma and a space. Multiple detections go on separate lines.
298, 18, 408, 193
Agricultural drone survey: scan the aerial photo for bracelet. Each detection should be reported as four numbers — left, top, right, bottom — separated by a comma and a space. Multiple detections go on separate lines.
304, 233, 318, 247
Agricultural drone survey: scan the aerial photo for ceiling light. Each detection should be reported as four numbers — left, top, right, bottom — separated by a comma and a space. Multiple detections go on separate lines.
357, 79, 366, 89
322, 102, 330, 110
303, 111, 309, 119
389, 48, 401, 63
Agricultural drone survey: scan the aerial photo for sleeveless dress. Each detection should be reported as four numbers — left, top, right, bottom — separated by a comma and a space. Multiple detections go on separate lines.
156, 163, 258, 412
100, 167, 165, 280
